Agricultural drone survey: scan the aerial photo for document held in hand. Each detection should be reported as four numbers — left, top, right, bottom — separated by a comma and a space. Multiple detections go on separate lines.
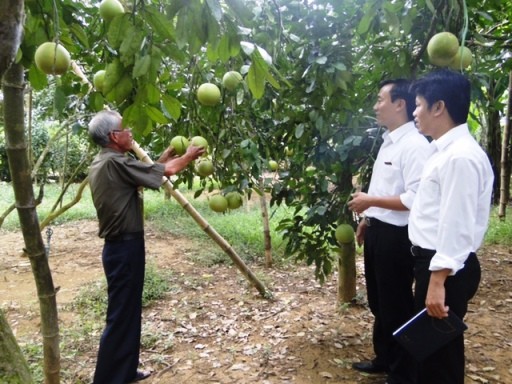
392, 308, 467, 361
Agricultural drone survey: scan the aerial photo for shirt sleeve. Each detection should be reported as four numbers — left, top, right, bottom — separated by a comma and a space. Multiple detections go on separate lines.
113, 155, 165, 189
399, 138, 431, 210
430, 156, 480, 275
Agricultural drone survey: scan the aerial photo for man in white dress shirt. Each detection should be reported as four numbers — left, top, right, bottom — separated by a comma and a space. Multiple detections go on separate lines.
348, 79, 430, 384
409, 69, 494, 384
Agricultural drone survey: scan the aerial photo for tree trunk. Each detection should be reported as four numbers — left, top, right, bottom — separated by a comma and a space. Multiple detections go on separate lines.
498, 71, 512, 218
0, 309, 33, 383
337, 241, 356, 304
482, 79, 503, 205
0, 0, 24, 80
259, 177, 272, 268
3, 63, 61, 384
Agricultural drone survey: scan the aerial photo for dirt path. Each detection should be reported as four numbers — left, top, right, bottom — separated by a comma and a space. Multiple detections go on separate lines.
1, 220, 511, 383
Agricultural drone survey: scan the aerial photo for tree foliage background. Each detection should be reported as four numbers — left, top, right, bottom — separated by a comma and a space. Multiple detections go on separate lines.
3, 0, 512, 278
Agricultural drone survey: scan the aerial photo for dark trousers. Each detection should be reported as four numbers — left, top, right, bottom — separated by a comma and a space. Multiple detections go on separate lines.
413, 249, 481, 384
93, 237, 146, 384
364, 222, 417, 383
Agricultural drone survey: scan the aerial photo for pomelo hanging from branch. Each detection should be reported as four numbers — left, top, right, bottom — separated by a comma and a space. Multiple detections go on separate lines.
131, 141, 272, 299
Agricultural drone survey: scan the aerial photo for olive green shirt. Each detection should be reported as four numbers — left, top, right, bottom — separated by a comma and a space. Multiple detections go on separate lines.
89, 148, 165, 239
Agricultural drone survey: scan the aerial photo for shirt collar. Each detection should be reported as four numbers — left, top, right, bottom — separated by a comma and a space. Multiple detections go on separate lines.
433, 123, 470, 152
383, 121, 417, 143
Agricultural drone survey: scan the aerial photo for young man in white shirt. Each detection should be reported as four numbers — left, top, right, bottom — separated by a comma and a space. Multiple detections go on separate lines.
409, 69, 494, 384
348, 79, 430, 384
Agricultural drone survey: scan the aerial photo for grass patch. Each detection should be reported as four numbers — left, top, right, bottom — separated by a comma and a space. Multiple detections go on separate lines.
484, 208, 512, 246
143, 189, 291, 265
0, 181, 97, 231
70, 263, 174, 320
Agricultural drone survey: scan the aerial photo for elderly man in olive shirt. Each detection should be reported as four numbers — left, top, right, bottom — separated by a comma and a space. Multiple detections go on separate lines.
88, 110, 204, 384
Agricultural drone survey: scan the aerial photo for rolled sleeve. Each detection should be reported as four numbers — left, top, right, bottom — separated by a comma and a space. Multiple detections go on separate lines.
399, 189, 416, 210
429, 251, 465, 275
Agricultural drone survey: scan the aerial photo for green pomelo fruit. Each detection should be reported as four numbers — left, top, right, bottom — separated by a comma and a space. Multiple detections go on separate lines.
34, 42, 71, 75
99, 0, 125, 21
222, 71, 243, 91
195, 159, 214, 177
93, 70, 106, 93
448, 46, 473, 70
209, 195, 228, 213
226, 191, 243, 209
335, 224, 355, 244
190, 136, 209, 154
170, 136, 189, 155
197, 83, 221, 106
427, 32, 459, 67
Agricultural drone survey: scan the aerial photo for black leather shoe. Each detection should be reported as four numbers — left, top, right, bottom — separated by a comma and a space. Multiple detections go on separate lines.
352, 360, 389, 374
129, 370, 151, 383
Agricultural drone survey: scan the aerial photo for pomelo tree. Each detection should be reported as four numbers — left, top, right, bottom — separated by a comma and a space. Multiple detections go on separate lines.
2, 0, 512, 382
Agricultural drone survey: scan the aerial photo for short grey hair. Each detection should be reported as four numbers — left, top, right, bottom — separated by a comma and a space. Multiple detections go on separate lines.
88, 110, 121, 147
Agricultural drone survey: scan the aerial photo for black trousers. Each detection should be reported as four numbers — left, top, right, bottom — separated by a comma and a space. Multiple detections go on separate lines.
93, 236, 146, 384
413, 248, 481, 384
364, 220, 417, 383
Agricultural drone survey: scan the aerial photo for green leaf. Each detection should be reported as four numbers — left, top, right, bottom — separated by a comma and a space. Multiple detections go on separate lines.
265, 71, 280, 90
295, 123, 305, 139
69, 23, 89, 49
105, 75, 133, 105
133, 55, 151, 78
206, 42, 219, 61
103, 59, 123, 95
206, 0, 223, 22
119, 27, 144, 66
54, 86, 67, 116
425, 0, 435, 14
333, 62, 347, 71
357, 11, 373, 35
145, 105, 168, 124
247, 54, 268, 99
162, 94, 182, 121
145, 84, 160, 105
108, 14, 131, 49
145, 8, 176, 41
217, 34, 231, 63
28, 65, 48, 91
90, 92, 105, 112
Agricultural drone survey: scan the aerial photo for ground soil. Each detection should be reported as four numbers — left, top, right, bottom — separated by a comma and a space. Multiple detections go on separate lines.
1, 220, 511, 384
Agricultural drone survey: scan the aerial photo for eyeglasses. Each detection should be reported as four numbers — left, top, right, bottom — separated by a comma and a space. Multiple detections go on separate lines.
111, 128, 132, 134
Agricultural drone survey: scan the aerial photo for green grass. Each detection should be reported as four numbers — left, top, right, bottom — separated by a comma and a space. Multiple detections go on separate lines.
2, 182, 511, 249
0, 181, 97, 230
143, 188, 291, 265
484, 208, 512, 246
69, 263, 174, 319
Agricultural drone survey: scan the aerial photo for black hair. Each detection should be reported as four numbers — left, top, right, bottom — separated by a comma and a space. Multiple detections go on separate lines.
409, 69, 470, 125
379, 78, 415, 121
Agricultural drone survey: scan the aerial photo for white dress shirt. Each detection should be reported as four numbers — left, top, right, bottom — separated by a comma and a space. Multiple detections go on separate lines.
408, 124, 494, 275
365, 121, 431, 226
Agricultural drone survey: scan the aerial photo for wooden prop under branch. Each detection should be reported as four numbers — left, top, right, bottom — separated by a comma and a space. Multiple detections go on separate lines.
131, 141, 272, 299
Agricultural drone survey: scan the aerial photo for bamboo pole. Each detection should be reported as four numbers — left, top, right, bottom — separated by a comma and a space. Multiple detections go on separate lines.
131, 141, 272, 299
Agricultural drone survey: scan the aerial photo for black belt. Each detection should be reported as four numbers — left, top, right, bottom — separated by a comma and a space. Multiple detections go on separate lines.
410, 245, 436, 258
105, 231, 144, 242
365, 216, 403, 228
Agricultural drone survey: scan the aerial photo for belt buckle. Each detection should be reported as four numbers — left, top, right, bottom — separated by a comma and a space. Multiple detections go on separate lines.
365, 217, 372, 226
